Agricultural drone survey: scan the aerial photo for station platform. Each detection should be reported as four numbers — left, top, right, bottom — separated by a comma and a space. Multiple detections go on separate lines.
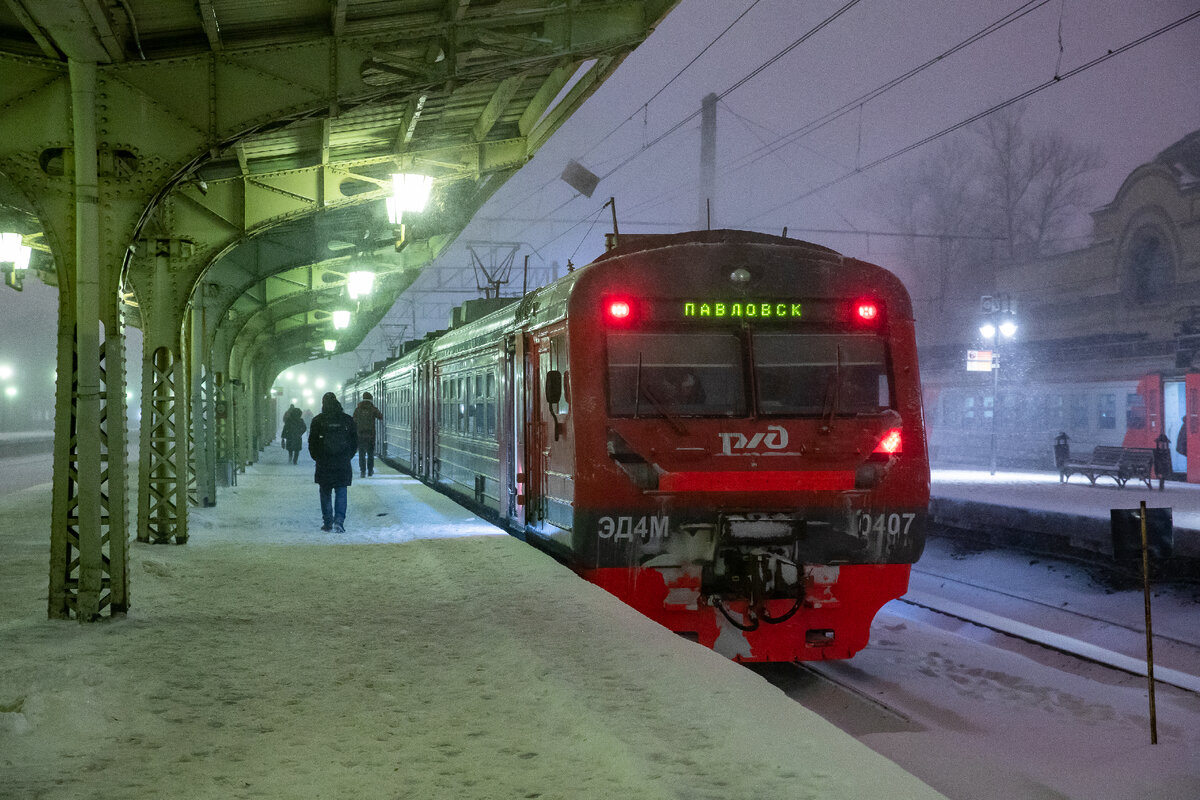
930, 468, 1200, 564
0, 447, 946, 800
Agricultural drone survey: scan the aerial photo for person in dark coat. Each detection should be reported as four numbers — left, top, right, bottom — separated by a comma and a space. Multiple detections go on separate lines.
352, 391, 384, 478
308, 392, 357, 532
281, 405, 306, 464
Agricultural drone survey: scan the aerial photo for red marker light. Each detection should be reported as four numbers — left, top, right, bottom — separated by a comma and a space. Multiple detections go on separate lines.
856, 302, 879, 321
607, 299, 632, 321
873, 428, 902, 455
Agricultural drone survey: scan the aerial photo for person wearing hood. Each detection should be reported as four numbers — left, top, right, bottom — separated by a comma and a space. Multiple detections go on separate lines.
281, 404, 306, 464
353, 391, 384, 478
307, 392, 357, 532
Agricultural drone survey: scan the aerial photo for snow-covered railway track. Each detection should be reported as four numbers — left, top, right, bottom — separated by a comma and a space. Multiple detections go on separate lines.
912, 566, 1199, 651
894, 591, 1200, 694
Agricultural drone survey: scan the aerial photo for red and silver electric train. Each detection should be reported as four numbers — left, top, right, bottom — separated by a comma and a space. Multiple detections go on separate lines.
344, 230, 930, 662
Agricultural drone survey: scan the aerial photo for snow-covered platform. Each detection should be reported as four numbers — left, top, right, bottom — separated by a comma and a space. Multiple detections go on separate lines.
931, 468, 1200, 564
0, 447, 947, 799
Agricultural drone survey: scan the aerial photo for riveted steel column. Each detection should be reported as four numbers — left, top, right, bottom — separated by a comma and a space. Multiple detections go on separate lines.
70, 59, 104, 619
136, 242, 189, 544
190, 295, 215, 506
212, 325, 234, 486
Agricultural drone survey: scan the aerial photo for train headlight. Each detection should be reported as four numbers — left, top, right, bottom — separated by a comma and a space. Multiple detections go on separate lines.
873, 428, 902, 455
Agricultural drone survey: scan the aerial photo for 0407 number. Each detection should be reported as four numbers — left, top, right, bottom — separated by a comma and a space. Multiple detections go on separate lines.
856, 511, 917, 538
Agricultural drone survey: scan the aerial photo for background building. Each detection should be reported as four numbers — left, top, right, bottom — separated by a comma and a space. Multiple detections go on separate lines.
922, 130, 1200, 478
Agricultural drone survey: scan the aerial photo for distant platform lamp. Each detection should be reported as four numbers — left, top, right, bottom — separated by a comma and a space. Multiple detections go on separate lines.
980, 312, 1018, 475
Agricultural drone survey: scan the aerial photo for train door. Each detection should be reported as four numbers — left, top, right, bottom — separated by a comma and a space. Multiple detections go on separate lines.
536, 327, 574, 532
525, 336, 548, 532
416, 361, 434, 480
1186, 374, 1200, 483
504, 333, 526, 531
1165, 379, 1186, 475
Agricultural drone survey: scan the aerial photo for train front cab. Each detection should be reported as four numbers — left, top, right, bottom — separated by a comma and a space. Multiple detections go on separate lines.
524, 237, 929, 663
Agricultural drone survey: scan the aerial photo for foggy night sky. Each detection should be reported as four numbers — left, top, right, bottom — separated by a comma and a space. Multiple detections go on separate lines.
2, 0, 1198, 427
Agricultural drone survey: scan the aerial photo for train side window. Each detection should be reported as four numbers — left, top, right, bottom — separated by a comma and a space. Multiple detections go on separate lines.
474, 373, 486, 437
486, 371, 496, 437
1126, 392, 1147, 429
459, 377, 468, 434
1098, 393, 1116, 429
548, 333, 570, 417
942, 391, 962, 427
1070, 394, 1089, 430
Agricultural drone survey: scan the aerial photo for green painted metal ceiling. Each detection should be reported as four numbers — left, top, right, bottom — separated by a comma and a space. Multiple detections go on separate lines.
0, 0, 677, 376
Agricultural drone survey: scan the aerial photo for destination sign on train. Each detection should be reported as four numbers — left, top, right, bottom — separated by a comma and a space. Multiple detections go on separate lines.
682, 301, 802, 319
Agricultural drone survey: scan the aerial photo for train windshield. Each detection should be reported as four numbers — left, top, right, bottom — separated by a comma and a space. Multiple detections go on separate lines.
606, 330, 890, 418
753, 332, 890, 415
607, 332, 747, 416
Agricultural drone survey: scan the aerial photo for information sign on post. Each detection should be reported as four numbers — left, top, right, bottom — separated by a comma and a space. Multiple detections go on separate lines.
966, 349, 994, 372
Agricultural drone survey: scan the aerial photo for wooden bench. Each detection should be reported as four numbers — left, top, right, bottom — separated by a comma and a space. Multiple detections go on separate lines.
1060, 445, 1155, 489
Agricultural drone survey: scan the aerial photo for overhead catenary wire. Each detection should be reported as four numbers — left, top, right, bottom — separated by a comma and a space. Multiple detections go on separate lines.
625, 0, 1054, 221
735, 7, 1200, 226
490, 0, 765, 222
528, 0, 1057, 252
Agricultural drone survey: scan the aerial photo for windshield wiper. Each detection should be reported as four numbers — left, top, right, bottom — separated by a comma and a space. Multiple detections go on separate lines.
820, 345, 843, 434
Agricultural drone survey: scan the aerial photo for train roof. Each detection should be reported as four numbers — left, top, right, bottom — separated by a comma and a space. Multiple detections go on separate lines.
592, 229, 841, 263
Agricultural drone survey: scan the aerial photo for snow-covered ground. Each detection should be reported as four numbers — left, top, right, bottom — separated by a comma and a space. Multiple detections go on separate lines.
932, 467, 1200, 533
3, 453, 1198, 799
1, 448, 946, 800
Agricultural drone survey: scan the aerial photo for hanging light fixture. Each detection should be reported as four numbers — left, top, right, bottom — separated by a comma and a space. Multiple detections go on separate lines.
346, 270, 375, 299
0, 232, 31, 271
332, 309, 351, 329
324, 339, 337, 352
387, 173, 433, 223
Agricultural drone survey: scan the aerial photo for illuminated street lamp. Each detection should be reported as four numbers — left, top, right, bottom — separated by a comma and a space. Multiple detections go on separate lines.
0, 364, 12, 380
980, 312, 1018, 475
332, 309, 351, 330
324, 339, 337, 353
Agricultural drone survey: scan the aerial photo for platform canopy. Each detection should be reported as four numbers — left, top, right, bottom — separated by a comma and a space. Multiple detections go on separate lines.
0, 0, 678, 371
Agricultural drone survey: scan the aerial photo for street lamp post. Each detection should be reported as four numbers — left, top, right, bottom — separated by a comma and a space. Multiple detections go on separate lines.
980, 314, 1018, 475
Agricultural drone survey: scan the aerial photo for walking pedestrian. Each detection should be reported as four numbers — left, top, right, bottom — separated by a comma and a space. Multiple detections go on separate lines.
308, 392, 357, 532
281, 404, 306, 464
353, 391, 384, 478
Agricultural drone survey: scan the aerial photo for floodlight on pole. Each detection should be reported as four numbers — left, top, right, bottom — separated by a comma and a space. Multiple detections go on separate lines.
346, 270, 375, 299
332, 309, 351, 329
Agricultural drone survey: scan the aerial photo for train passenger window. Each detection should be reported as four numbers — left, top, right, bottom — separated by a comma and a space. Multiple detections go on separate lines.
474, 374, 486, 437
1070, 394, 1088, 430
486, 371, 496, 436
1126, 393, 1147, 429
1098, 394, 1116, 429
607, 332, 745, 416
753, 333, 890, 416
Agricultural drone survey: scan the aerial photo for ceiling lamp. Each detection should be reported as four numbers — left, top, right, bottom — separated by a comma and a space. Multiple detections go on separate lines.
324, 339, 337, 352
386, 173, 433, 225
346, 270, 375, 299
332, 309, 351, 330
